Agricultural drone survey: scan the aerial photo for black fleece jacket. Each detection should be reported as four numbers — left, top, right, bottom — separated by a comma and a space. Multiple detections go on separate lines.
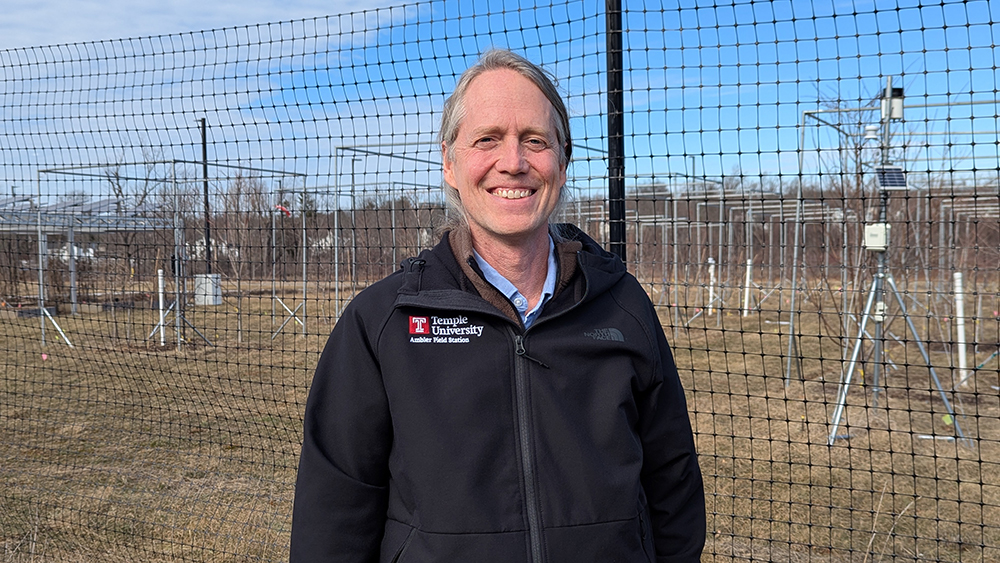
291, 225, 705, 563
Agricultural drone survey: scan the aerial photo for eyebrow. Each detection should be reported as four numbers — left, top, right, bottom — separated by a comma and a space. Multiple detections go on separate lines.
465, 124, 554, 141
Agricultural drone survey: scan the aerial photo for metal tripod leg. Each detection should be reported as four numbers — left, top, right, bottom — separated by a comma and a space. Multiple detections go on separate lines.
829, 272, 971, 446
828, 276, 879, 445
272, 297, 304, 340
147, 301, 177, 340
146, 300, 214, 347
885, 274, 969, 445
42, 307, 74, 348
178, 314, 214, 346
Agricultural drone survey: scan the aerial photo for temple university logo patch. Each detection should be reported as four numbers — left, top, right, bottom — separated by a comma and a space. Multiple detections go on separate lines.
409, 315, 484, 344
409, 316, 430, 335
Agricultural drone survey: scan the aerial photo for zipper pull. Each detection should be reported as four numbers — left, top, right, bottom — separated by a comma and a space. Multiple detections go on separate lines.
514, 335, 549, 369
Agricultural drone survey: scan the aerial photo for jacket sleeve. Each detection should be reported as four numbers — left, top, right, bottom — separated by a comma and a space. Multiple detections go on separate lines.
638, 311, 706, 562
290, 302, 392, 562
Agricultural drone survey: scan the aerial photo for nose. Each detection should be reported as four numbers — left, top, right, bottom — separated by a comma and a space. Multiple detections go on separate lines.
495, 138, 529, 174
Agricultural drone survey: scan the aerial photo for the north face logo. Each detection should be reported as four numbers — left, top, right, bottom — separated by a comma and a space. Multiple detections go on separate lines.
409, 316, 430, 335
584, 328, 625, 342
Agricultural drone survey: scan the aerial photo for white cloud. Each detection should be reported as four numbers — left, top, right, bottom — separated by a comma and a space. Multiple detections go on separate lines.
0, 0, 404, 51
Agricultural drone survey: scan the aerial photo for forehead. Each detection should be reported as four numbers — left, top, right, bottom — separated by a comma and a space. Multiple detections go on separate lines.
461, 69, 555, 129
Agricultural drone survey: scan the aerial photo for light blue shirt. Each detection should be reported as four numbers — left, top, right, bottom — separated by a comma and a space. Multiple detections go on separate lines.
473, 236, 558, 329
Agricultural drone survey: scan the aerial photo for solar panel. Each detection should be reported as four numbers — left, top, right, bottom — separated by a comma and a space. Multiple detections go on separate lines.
874, 166, 908, 190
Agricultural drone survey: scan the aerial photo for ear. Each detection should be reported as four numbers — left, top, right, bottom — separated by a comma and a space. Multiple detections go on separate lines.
442, 142, 456, 187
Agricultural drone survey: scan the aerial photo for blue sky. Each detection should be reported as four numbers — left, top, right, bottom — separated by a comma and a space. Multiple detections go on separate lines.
0, 0, 401, 51
2, 0, 998, 202
646, 0, 1000, 182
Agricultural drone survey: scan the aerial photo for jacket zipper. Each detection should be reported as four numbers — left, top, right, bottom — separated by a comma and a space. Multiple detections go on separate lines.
512, 331, 544, 563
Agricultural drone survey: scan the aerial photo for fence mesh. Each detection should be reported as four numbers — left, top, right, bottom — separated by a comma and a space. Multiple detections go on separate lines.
2, 0, 999, 561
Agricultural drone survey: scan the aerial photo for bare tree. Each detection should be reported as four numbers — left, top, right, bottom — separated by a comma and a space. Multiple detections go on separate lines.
217, 172, 269, 342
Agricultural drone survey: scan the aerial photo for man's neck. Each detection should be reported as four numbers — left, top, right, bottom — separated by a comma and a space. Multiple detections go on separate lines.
470, 228, 550, 309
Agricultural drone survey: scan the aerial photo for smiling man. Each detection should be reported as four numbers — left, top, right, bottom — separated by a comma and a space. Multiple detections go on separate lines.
291, 49, 705, 563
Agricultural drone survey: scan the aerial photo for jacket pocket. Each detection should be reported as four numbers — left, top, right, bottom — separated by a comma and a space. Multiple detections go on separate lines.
380, 519, 415, 563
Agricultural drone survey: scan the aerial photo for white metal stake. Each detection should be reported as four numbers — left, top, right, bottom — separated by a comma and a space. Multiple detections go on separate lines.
158, 269, 166, 346
954, 271, 969, 388
707, 258, 717, 315
742, 258, 753, 317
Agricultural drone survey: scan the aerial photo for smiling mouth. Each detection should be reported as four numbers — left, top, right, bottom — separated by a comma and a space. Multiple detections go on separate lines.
492, 188, 534, 200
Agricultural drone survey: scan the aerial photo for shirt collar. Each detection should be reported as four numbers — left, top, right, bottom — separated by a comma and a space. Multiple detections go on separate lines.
473, 236, 557, 328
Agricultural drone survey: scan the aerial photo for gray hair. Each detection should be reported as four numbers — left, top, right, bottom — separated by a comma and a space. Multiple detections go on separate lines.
439, 49, 571, 231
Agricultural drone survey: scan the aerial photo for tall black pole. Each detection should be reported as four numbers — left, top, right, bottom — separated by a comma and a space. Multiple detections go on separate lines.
606, 0, 626, 263
201, 118, 211, 274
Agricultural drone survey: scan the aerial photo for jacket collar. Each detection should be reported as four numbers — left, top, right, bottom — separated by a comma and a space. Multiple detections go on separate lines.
399, 224, 626, 326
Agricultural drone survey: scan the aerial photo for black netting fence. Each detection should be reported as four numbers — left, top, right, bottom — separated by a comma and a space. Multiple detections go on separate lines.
2, 0, 999, 561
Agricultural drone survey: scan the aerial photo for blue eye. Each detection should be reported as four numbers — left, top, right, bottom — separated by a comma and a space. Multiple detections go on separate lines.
475, 137, 498, 147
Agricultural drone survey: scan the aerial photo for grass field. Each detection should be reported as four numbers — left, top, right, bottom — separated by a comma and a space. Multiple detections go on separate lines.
3, 279, 1000, 562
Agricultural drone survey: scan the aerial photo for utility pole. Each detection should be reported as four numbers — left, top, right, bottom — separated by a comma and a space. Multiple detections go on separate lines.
606, 0, 625, 263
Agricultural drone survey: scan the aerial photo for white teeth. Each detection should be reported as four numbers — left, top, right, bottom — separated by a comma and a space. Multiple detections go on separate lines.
495, 188, 531, 199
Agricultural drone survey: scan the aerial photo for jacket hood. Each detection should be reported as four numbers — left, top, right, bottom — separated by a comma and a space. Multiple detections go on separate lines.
552, 223, 628, 297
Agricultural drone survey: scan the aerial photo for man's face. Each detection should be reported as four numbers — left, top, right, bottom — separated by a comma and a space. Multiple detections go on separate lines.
442, 68, 566, 246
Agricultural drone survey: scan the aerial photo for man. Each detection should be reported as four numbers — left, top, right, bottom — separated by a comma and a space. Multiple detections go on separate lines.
291, 49, 705, 562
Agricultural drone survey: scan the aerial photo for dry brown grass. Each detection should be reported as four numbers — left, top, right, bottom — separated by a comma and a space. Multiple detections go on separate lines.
671, 283, 1000, 563
2, 281, 1000, 562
